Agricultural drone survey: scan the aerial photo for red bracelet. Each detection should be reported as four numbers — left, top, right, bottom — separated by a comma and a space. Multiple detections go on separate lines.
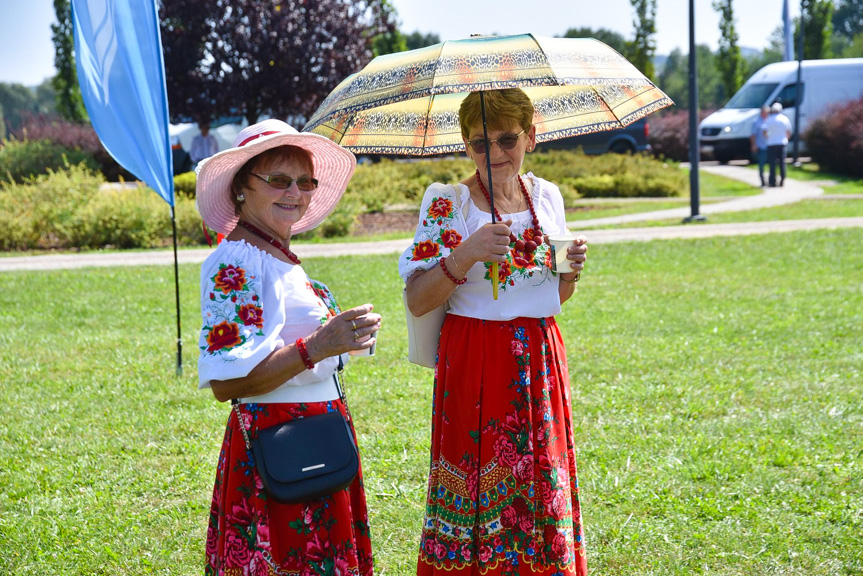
296, 338, 315, 370
440, 256, 467, 285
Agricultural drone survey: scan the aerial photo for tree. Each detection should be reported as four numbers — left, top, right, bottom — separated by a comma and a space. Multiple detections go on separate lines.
160, 0, 396, 126
0, 83, 39, 131
627, 0, 658, 79
656, 46, 724, 109
563, 27, 628, 55
371, 0, 406, 56
405, 31, 441, 51
51, 0, 87, 123
832, 0, 863, 39
713, 0, 744, 100
797, 0, 835, 59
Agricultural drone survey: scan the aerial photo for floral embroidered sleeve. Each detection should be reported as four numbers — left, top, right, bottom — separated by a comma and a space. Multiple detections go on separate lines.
398, 183, 467, 282
197, 247, 288, 388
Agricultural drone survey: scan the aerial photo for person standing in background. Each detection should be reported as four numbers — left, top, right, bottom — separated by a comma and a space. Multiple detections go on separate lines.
765, 103, 793, 187
191, 121, 220, 166
750, 106, 770, 187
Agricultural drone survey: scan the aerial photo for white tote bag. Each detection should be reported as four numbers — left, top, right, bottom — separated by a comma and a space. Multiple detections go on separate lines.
403, 289, 448, 368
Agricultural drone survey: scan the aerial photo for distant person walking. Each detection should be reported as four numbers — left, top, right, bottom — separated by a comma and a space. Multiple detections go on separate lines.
765, 103, 792, 187
190, 121, 219, 166
750, 105, 770, 187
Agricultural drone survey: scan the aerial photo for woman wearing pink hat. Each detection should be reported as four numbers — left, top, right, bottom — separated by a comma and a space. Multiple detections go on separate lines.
196, 119, 381, 575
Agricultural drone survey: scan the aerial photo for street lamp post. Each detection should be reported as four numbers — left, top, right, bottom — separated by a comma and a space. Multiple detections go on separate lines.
684, 0, 706, 223
792, 0, 804, 166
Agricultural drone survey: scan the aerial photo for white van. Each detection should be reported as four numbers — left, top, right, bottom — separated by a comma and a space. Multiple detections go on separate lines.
699, 58, 863, 163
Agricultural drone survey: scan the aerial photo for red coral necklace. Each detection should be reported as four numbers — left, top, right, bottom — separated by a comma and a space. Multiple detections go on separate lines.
237, 220, 301, 265
474, 170, 544, 254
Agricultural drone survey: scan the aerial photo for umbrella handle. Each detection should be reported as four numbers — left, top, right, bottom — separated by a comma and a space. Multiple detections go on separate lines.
479, 92, 500, 301
491, 262, 499, 300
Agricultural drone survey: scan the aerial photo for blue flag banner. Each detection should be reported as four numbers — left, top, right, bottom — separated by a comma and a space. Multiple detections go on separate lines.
72, 0, 174, 205
783, 0, 794, 61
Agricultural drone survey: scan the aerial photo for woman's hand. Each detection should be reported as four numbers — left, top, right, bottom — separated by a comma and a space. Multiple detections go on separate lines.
561, 235, 588, 279
305, 304, 382, 362
458, 219, 513, 266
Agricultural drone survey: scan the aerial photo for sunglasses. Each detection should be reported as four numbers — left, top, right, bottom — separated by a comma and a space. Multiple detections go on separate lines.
467, 130, 526, 155
251, 173, 319, 191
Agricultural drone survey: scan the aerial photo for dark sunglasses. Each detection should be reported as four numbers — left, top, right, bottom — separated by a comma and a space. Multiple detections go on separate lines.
467, 129, 526, 155
251, 173, 319, 191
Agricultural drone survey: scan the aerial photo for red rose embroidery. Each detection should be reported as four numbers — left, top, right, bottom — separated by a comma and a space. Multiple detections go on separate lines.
500, 505, 518, 528
523, 227, 543, 244
206, 321, 242, 352
511, 247, 535, 269
411, 240, 441, 261
238, 304, 264, 328
497, 261, 512, 283
428, 197, 453, 220
493, 435, 519, 466
214, 265, 246, 294
510, 340, 525, 356
551, 531, 569, 561
440, 228, 462, 249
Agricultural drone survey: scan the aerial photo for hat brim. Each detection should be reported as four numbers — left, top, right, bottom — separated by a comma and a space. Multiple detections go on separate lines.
196, 132, 356, 236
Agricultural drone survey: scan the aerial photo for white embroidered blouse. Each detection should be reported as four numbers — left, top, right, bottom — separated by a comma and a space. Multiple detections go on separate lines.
398, 173, 569, 321
197, 239, 348, 404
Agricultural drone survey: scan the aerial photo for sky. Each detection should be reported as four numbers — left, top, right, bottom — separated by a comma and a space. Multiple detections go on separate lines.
0, 0, 798, 86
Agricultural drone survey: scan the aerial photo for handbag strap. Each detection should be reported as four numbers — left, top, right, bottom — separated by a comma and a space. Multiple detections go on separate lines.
231, 354, 349, 451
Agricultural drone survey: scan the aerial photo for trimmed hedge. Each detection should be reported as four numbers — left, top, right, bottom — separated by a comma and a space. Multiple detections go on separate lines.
804, 97, 863, 178
0, 138, 99, 184
648, 109, 716, 162
0, 164, 206, 251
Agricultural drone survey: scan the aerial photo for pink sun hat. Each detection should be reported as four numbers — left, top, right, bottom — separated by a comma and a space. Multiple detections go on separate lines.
195, 119, 356, 236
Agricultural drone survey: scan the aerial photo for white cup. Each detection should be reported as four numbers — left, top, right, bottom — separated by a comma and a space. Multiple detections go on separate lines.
349, 330, 377, 356
548, 234, 577, 273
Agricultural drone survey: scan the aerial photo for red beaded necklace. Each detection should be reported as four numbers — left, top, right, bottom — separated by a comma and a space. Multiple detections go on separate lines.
237, 220, 302, 265
474, 170, 543, 254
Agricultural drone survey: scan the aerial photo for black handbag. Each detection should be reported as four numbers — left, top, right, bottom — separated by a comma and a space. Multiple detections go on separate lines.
232, 360, 359, 504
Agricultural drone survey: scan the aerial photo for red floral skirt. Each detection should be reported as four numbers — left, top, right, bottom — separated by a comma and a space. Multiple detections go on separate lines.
205, 400, 373, 576
417, 315, 587, 576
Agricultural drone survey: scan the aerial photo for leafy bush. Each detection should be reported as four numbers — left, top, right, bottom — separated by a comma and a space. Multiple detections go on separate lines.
12, 114, 133, 181
0, 138, 98, 184
648, 109, 715, 162
0, 164, 205, 250
804, 97, 863, 178
174, 171, 197, 198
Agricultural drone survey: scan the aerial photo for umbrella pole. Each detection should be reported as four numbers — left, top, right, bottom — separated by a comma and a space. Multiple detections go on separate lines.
479, 92, 500, 300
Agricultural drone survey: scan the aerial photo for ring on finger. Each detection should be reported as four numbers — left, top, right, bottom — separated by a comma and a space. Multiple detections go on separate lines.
353, 330, 361, 341
351, 319, 357, 330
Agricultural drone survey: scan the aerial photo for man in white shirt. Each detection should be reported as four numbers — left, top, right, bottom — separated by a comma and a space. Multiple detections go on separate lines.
765, 103, 793, 187
190, 122, 219, 166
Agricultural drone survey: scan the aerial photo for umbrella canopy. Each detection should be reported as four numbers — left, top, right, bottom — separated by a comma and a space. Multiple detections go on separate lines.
303, 33, 673, 155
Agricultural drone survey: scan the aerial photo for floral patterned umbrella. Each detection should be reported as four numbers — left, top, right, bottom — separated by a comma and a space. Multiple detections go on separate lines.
304, 33, 672, 297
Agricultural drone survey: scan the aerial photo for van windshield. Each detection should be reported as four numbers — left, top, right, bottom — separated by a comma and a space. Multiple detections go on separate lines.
724, 83, 779, 109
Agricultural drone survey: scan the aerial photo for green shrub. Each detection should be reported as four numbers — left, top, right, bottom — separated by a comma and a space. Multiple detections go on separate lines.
0, 164, 205, 250
173, 171, 197, 198
0, 138, 98, 184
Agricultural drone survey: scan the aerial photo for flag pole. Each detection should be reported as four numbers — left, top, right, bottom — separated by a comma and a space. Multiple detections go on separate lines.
170, 205, 183, 375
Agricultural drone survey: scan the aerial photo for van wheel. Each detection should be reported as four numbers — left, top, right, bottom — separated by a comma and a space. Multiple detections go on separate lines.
610, 141, 634, 154
715, 153, 732, 164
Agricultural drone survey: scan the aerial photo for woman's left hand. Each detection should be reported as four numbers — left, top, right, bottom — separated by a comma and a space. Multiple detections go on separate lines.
562, 235, 588, 277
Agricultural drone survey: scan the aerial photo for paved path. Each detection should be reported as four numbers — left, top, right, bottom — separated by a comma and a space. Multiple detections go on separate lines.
565, 164, 824, 228
2, 165, 861, 273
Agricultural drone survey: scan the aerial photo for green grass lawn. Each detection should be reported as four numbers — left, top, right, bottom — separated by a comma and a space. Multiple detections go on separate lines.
695, 170, 763, 197
592, 198, 863, 229
1, 230, 861, 575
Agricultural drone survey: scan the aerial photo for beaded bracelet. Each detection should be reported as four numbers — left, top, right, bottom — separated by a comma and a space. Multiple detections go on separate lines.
296, 337, 315, 370
560, 272, 581, 284
440, 256, 467, 285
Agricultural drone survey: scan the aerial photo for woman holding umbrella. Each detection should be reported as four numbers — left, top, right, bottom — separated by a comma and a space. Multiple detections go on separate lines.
400, 88, 589, 575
